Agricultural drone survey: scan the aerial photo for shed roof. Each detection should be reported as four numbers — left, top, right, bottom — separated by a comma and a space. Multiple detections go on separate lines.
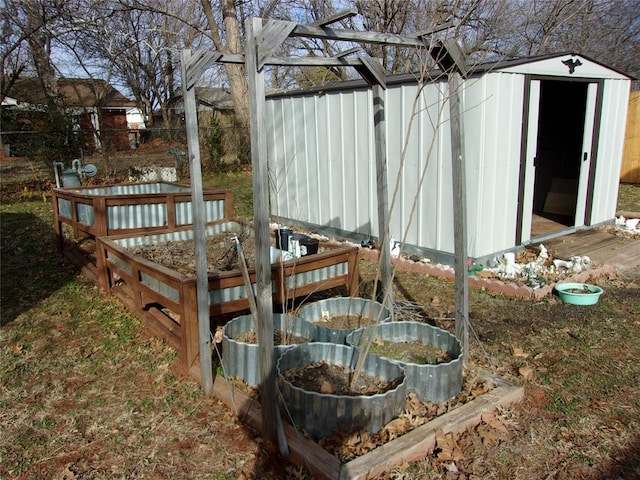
6, 78, 135, 109
267, 52, 633, 99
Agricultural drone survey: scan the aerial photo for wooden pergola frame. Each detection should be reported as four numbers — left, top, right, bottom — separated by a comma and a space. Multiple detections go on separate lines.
180, 10, 468, 448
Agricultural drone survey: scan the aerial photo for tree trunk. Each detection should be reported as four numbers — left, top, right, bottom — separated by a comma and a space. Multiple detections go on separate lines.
25, 3, 64, 112
201, 0, 250, 129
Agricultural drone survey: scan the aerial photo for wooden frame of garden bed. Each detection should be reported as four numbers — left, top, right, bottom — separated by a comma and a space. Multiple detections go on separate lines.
212, 369, 523, 479
95, 221, 360, 379
53, 181, 234, 250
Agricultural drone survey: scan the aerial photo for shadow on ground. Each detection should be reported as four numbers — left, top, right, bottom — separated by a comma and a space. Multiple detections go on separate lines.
0, 206, 77, 326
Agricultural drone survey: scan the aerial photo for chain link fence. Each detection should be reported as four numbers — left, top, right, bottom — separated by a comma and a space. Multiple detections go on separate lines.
1, 124, 250, 174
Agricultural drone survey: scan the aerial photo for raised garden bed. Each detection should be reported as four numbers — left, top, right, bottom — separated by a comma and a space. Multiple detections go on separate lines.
53, 181, 234, 281
96, 220, 359, 379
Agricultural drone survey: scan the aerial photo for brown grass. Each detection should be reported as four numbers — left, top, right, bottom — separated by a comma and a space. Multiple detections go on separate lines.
1, 180, 639, 479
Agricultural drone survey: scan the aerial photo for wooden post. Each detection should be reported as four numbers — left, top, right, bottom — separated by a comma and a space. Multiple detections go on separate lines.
180, 48, 214, 396
246, 17, 278, 445
448, 72, 469, 363
373, 85, 393, 318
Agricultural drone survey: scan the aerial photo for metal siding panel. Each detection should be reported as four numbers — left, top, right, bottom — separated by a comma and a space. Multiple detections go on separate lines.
305, 96, 320, 225
107, 203, 167, 229
317, 95, 332, 226
437, 82, 454, 253
416, 83, 445, 251
265, 72, 536, 258
358, 89, 376, 238
58, 198, 72, 218
328, 94, 346, 230
592, 80, 630, 222
341, 92, 358, 231
76, 203, 94, 226
464, 73, 525, 257
292, 96, 307, 221
283, 97, 298, 220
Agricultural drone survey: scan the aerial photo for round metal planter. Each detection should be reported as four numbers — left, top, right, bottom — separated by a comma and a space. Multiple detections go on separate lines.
222, 313, 317, 387
347, 321, 463, 403
277, 342, 407, 439
297, 297, 391, 344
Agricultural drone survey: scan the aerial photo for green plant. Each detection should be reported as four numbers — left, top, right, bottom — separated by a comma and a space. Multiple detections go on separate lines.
204, 115, 225, 174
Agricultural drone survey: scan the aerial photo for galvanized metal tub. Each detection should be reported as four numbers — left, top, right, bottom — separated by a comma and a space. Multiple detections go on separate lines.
222, 314, 318, 387
347, 321, 463, 403
297, 297, 391, 344
277, 342, 406, 439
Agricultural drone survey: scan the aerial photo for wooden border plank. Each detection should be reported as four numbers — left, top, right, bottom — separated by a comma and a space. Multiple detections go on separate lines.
339, 384, 524, 479
210, 372, 523, 480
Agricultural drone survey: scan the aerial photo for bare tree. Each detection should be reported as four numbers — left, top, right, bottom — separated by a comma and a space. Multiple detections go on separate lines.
491, 0, 640, 78
3, 0, 69, 109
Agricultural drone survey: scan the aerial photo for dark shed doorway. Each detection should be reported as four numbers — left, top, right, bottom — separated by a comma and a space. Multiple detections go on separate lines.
531, 80, 589, 236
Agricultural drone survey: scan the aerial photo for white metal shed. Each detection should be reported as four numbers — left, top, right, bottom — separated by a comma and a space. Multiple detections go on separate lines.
265, 52, 631, 264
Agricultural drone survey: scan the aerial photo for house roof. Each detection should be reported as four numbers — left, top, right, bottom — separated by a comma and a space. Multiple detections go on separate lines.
194, 87, 234, 110
6, 78, 135, 109
171, 87, 235, 111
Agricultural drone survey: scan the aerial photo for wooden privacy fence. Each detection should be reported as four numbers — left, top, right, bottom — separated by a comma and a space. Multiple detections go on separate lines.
621, 90, 640, 184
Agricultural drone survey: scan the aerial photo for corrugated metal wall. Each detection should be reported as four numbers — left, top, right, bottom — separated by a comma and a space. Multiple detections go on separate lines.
266, 72, 526, 258
591, 79, 631, 221
268, 90, 376, 234
266, 69, 629, 260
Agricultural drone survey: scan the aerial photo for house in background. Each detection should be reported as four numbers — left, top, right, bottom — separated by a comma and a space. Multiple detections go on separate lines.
4, 77, 136, 154
171, 86, 235, 127
265, 52, 632, 264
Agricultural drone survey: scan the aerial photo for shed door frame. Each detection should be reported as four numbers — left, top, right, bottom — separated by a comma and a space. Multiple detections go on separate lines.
516, 74, 604, 245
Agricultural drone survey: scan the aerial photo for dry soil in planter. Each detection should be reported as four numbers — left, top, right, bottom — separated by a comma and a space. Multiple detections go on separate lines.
347, 321, 463, 403
222, 314, 317, 387
297, 297, 391, 344
277, 342, 407, 439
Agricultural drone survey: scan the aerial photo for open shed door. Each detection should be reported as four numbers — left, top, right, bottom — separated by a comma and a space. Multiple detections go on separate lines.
519, 78, 599, 243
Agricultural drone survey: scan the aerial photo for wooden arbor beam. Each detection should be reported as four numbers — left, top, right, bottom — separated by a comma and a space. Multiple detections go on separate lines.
257, 20, 297, 70
184, 51, 222, 90
291, 24, 427, 48
311, 8, 358, 27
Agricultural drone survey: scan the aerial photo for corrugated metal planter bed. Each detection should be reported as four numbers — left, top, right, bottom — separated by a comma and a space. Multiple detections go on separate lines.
297, 297, 392, 344
53, 181, 234, 249
222, 313, 318, 387
347, 321, 463, 403
277, 342, 407, 439
96, 220, 359, 378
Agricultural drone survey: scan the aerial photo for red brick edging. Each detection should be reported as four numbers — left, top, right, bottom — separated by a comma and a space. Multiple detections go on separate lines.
355, 246, 615, 300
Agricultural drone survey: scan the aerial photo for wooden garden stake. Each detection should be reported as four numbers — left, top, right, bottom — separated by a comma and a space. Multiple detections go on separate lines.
245, 17, 278, 446
180, 48, 214, 396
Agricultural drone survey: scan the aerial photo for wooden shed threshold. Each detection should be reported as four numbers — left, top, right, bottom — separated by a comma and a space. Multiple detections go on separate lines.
212, 370, 523, 480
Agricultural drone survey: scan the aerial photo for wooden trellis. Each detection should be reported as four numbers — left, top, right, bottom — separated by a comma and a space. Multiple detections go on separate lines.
180, 10, 468, 448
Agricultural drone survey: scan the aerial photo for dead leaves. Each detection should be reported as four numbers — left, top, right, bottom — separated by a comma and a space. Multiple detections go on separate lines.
511, 346, 530, 358
434, 431, 464, 462
508, 345, 536, 380
476, 412, 509, 445
518, 365, 535, 380
319, 430, 378, 461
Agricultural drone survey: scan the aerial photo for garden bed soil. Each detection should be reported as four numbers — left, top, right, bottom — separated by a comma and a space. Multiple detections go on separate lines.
367, 338, 452, 365
128, 230, 256, 275
281, 360, 402, 396
233, 329, 308, 346
312, 313, 377, 330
